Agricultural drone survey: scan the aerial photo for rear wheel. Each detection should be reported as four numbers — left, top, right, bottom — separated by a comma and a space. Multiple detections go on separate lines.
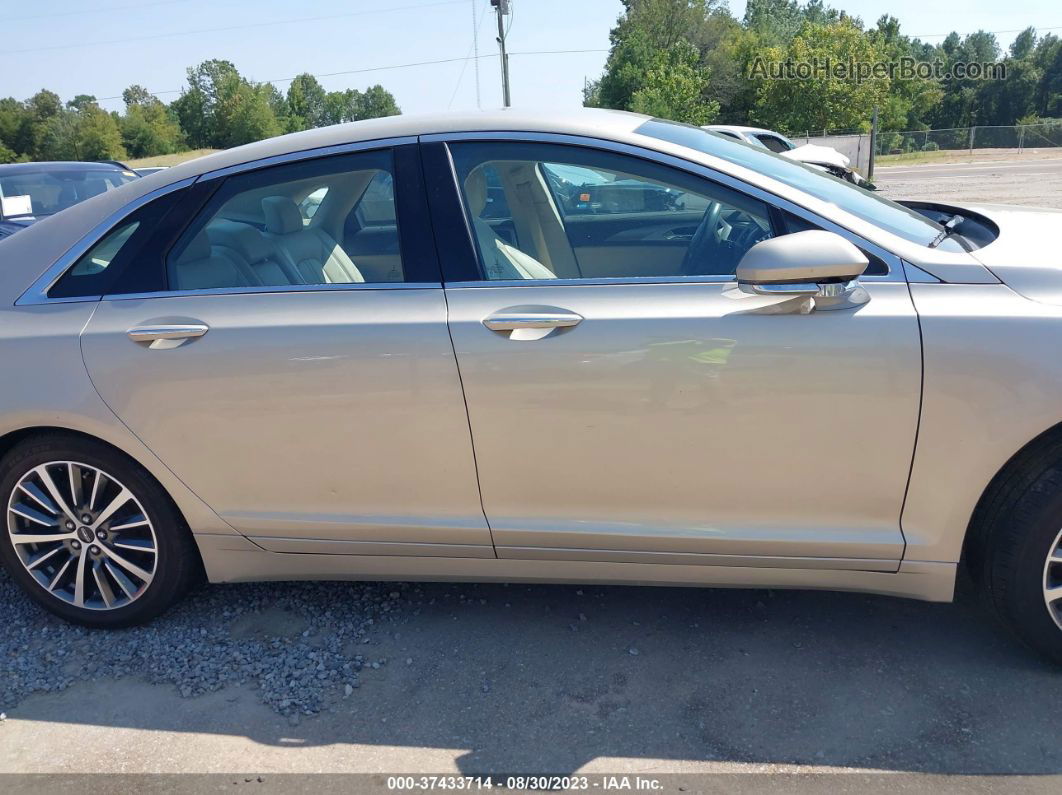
968, 440, 1062, 664
0, 434, 197, 627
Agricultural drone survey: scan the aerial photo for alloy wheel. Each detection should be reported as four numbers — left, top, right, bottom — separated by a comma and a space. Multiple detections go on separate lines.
6, 460, 158, 611
1044, 526, 1062, 631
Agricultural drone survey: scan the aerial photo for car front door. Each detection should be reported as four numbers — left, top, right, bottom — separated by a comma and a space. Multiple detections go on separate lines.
73, 144, 491, 557
426, 137, 921, 571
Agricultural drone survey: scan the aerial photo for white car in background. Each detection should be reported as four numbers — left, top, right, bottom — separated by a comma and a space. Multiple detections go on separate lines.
705, 125, 874, 188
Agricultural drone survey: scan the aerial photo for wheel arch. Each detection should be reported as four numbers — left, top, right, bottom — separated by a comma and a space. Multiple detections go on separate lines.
963, 419, 1062, 573
0, 423, 233, 554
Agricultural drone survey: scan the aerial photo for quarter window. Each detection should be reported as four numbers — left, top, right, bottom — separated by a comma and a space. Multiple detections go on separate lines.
450, 141, 774, 281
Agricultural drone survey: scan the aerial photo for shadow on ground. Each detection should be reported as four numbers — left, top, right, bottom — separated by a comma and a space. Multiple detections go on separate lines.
3, 569, 1060, 775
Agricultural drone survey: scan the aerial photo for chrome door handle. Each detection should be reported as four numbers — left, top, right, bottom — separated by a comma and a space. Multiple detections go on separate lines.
127, 324, 209, 343
482, 311, 583, 332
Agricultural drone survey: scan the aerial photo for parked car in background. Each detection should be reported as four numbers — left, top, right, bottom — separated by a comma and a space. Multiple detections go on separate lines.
5, 109, 1062, 668
0, 162, 140, 239
705, 125, 875, 189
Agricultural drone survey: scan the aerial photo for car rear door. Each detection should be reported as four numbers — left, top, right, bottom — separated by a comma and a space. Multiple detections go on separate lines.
72, 143, 491, 557
424, 135, 921, 571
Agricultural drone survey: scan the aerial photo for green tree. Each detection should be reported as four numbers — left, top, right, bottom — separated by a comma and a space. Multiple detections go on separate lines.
629, 42, 718, 123
224, 82, 282, 147
751, 19, 891, 133
356, 85, 401, 119
119, 85, 184, 157
286, 73, 327, 132
588, 0, 728, 121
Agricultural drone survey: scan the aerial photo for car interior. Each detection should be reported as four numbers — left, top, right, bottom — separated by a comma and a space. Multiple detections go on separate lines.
0, 169, 134, 217
168, 168, 403, 291
460, 157, 774, 280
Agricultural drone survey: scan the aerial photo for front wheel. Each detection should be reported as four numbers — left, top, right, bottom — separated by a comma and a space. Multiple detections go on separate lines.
0, 434, 198, 627
969, 449, 1062, 664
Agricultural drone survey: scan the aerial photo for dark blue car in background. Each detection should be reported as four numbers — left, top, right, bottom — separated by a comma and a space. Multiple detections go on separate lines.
0, 161, 140, 239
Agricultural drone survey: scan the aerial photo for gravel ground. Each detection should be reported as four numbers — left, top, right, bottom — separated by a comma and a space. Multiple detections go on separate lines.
0, 571, 423, 721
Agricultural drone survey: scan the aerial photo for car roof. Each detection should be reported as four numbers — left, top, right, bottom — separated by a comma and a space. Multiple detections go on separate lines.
0, 161, 131, 175
153, 107, 649, 182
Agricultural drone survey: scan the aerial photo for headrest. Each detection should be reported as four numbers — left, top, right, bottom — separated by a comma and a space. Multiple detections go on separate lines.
206, 220, 274, 264
81, 179, 108, 199
464, 168, 488, 217
177, 231, 212, 262
261, 196, 304, 235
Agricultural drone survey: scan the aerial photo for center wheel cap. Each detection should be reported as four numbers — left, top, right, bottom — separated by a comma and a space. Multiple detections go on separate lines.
77, 526, 94, 543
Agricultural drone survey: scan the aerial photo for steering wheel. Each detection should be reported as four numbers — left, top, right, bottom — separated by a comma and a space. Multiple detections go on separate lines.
681, 201, 724, 276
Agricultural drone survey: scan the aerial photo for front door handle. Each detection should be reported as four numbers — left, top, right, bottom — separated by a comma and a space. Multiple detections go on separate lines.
482, 310, 583, 332
127, 324, 209, 347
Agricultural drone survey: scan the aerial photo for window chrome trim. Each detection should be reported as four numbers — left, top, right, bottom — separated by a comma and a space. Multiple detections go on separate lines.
103, 282, 442, 302
16, 177, 198, 307
197, 135, 418, 181
444, 273, 893, 289
424, 130, 905, 283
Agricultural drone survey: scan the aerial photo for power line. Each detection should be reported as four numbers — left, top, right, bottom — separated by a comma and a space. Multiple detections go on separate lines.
0, 0, 469, 56
94, 49, 609, 104
450, 2, 491, 110
5, 0, 191, 23
472, 0, 482, 109
912, 25, 1062, 39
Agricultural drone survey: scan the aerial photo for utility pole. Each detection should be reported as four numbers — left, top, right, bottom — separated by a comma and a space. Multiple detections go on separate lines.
491, 0, 511, 107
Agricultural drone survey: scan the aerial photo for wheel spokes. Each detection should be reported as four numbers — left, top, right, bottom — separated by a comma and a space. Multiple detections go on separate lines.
93, 562, 116, 608
8, 460, 158, 611
26, 546, 64, 571
92, 488, 132, 529
67, 463, 84, 514
33, 465, 77, 522
18, 481, 59, 516
101, 544, 153, 584
112, 537, 155, 553
88, 469, 104, 512
11, 532, 73, 545
47, 556, 73, 592
105, 559, 138, 600
72, 550, 89, 607
10, 503, 60, 528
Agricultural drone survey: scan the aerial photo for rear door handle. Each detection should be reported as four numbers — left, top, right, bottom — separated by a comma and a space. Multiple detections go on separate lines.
127, 324, 209, 347
482, 310, 583, 332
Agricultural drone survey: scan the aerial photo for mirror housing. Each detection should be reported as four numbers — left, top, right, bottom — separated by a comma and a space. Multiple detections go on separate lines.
736, 230, 869, 286
735, 231, 870, 310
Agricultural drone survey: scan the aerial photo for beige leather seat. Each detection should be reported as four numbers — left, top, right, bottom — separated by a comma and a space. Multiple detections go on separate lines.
464, 169, 556, 280
261, 196, 364, 284
169, 231, 255, 291
206, 220, 298, 286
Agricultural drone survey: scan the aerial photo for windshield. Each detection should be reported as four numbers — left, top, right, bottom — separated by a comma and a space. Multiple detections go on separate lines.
638, 119, 946, 248
0, 168, 138, 220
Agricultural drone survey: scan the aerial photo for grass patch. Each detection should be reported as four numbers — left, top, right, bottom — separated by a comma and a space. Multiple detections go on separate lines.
127, 149, 221, 168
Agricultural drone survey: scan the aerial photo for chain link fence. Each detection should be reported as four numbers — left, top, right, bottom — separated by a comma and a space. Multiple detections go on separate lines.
792, 120, 1062, 177
873, 121, 1062, 156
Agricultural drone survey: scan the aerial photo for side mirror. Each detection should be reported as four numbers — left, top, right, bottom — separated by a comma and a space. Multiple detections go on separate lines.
735, 230, 870, 309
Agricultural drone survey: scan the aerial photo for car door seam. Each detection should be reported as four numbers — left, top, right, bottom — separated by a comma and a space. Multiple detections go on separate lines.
440, 286, 499, 557
896, 271, 927, 570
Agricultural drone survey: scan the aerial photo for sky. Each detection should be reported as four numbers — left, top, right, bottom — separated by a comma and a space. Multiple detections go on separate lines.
0, 0, 1056, 115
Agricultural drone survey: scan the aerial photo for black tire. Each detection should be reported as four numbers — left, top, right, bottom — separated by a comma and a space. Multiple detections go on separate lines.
0, 433, 198, 628
967, 433, 1062, 664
